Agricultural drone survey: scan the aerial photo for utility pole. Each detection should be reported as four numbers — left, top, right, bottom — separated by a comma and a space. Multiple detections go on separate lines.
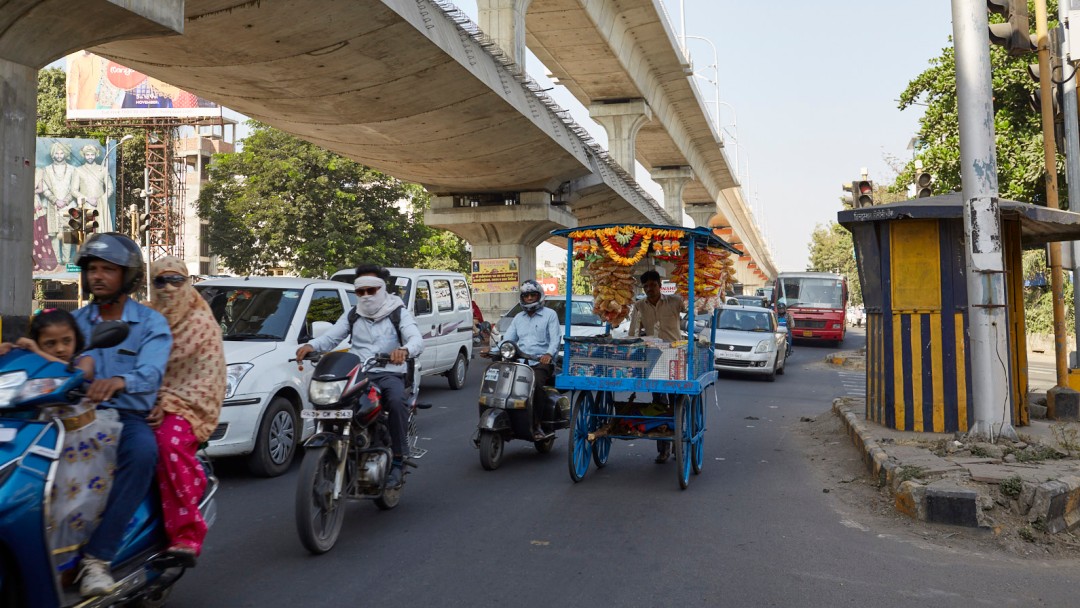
1035, 0, 1080, 419
1060, 1, 1080, 362
954, 0, 1016, 440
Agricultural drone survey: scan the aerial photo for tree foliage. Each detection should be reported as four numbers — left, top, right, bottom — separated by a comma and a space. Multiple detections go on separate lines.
807, 222, 862, 306
196, 122, 469, 277
895, 3, 1063, 206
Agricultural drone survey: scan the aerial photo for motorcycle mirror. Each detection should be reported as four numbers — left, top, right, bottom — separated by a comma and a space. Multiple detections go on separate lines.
87, 320, 129, 350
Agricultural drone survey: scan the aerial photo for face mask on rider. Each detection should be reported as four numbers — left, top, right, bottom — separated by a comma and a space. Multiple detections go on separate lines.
357, 287, 387, 317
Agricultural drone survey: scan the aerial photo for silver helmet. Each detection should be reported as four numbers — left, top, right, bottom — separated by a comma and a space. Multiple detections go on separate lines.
519, 279, 545, 313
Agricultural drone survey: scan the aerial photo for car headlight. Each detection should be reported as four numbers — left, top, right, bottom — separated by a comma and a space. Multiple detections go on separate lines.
832, 323, 841, 329
0, 371, 29, 407
309, 379, 347, 406
754, 339, 774, 353
225, 363, 253, 399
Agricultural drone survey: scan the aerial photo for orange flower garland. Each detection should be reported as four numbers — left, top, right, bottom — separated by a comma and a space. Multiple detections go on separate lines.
569, 227, 685, 266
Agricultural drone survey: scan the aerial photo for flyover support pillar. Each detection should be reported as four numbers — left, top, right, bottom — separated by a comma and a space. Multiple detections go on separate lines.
425, 191, 576, 318
0, 59, 36, 341
588, 99, 652, 178
684, 202, 717, 229
650, 167, 694, 225
477, 0, 534, 70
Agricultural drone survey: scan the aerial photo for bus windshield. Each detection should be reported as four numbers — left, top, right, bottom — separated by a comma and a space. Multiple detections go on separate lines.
779, 277, 844, 309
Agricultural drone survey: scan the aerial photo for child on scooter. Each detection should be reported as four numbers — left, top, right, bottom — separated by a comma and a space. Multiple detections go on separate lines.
0, 308, 122, 574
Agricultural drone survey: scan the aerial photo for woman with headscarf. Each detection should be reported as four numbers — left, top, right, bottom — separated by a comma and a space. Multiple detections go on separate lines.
147, 257, 225, 564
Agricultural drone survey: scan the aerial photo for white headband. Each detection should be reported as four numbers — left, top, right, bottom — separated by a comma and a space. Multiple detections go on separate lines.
354, 276, 385, 290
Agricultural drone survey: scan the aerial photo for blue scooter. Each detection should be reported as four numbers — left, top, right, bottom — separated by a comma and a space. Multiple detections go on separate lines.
0, 321, 218, 607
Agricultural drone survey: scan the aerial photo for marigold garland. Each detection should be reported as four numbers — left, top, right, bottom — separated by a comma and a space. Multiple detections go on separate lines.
569, 227, 685, 266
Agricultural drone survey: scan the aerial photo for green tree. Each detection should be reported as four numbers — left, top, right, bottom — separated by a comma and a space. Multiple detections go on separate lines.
895, 3, 1062, 206
807, 222, 862, 306
197, 122, 469, 277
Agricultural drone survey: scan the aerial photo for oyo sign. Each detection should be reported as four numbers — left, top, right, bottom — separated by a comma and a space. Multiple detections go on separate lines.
539, 278, 559, 294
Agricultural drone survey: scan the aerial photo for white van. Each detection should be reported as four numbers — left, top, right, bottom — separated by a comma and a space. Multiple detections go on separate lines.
330, 267, 473, 390
194, 277, 355, 477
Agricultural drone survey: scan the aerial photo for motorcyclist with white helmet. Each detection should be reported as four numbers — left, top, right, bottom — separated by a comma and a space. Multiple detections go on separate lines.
502, 280, 560, 440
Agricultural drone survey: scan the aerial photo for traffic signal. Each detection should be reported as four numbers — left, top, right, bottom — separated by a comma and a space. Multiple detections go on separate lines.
987, 0, 1035, 56
841, 182, 856, 208
84, 209, 100, 233
915, 171, 933, 198
855, 180, 874, 208
67, 207, 83, 232
137, 212, 152, 244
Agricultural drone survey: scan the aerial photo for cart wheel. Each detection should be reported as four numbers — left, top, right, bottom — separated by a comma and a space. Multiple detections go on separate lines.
673, 395, 692, 489
592, 391, 613, 468
691, 394, 704, 475
568, 391, 593, 482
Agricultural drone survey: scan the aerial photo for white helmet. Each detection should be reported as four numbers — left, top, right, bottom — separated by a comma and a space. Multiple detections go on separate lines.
519, 279, 545, 313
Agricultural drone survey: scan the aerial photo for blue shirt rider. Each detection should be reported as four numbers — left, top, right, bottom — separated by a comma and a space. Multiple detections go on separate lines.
503, 280, 560, 440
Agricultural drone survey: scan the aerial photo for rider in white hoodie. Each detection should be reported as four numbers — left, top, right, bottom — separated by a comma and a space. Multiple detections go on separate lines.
295, 264, 423, 487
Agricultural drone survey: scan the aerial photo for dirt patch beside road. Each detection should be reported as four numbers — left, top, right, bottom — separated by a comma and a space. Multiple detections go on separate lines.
794, 408, 1080, 559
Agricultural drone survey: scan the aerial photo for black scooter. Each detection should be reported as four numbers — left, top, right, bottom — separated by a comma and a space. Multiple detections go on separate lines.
473, 341, 570, 470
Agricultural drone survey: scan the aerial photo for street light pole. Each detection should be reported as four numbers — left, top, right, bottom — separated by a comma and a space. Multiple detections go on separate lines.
684, 35, 720, 132
103, 134, 134, 233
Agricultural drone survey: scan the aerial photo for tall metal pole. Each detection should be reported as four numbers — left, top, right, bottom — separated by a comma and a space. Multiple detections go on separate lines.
1035, 0, 1069, 389
951, 0, 1016, 440
1061, 0, 1080, 357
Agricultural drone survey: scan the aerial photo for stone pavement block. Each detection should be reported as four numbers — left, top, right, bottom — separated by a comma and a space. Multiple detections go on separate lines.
963, 463, 1048, 484
1028, 475, 1080, 533
1047, 386, 1080, 421
886, 446, 964, 477
895, 480, 926, 520
925, 482, 981, 528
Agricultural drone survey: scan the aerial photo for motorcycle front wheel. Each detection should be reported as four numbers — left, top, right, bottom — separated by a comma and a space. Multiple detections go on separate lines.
479, 430, 504, 470
296, 446, 346, 554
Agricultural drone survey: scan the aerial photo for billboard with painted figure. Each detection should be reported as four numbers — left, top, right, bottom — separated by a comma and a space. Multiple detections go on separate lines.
66, 51, 221, 120
32, 138, 117, 275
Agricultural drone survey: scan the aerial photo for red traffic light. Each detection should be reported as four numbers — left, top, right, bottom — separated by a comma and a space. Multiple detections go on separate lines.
67, 208, 81, 219
856, 180, 874, 207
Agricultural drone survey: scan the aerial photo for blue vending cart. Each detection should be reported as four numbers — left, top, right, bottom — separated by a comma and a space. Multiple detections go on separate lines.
552, 224, 740, 489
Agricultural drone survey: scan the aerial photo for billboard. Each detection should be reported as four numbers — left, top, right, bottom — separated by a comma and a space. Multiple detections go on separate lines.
471, 258, 519, 294
66, 51, 221, 120
32, 138, 118, 276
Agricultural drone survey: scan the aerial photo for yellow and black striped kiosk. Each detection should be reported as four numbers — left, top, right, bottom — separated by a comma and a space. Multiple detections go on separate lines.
839, 195, 1080, 433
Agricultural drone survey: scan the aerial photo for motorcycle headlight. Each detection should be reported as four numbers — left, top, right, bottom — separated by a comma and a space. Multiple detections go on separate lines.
754, 339, 774, 353
309, 379, 347, 406
0, 371, 29, 407
499, 342, 518, 360
18, 377, 67, 402
225, 363, 253, 399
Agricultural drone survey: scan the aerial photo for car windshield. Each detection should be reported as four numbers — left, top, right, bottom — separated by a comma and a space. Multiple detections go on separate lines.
196, 286, 303, 340
717, 309, 774, 332
504, 299, 603, 327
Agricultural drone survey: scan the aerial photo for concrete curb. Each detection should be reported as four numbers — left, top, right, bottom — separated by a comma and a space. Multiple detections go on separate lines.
831, 399, 1080, 532
825, 351, 866, 370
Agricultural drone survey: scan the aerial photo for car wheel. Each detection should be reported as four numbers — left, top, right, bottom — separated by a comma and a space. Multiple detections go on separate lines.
247, 396, 298, 477
777, 351, 786, 375
765, 355, 777, 382
447, 351, 468, 390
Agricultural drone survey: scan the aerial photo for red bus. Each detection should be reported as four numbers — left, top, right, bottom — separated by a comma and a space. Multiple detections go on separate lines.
772, 272, 848, 345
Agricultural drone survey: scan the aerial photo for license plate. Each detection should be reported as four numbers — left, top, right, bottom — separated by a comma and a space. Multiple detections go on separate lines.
802, 331, 813, 337
301, 409, 352, 419
484, 368, 500, 382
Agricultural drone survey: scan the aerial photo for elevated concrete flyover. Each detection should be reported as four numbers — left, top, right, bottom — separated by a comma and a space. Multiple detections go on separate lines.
486, 0, 777, 286
4, 0, 672, 316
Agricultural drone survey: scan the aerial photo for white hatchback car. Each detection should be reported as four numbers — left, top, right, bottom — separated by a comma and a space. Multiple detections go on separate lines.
706, 305, 787, 381
195, 277, 354, 477
493, 295, 619, 345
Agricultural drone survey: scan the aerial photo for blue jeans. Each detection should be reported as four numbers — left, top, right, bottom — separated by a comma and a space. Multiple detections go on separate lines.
83, 409, 158, 562
371, 373, 407, 459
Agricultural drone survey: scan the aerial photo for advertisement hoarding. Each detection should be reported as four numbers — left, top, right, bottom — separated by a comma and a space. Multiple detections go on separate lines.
66, 51, 222, 121
32, 138, 117, 277
471, 258, 520, 294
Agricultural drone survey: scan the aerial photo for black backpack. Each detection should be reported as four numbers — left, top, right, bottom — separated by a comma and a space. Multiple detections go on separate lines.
347, 305, 404, 346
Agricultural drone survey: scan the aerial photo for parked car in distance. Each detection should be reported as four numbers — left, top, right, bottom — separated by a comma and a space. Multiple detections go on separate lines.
494, 295, 624, 343
726, 294, 770, 308
703, 305, 787, 381
194, 277, 355, 476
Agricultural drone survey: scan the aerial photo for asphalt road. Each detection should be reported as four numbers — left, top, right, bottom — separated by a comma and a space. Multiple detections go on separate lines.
171, 330, 1079, 607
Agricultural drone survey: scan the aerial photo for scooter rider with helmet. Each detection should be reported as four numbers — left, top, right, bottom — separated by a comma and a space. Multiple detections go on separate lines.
71, 233, 173, 597
502, 279, 560, 441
